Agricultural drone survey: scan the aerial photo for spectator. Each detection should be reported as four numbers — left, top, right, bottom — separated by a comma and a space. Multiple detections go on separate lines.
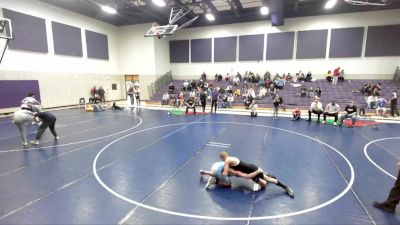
308, 97, 323, 122
339, 69, 345, 82
376, 97, 388, 116
178, 91, 184, 107
373, 161, 400, 214
390, 91, 399, 117
227, 93, 234, 108
90, 86, 97, 98
168, 83, 175, 93
269, 84, 277, 99
315, 87, 322, 98
161, 92, 170, 105
300, 86, 307, 98
127, 86, 134, 106
361, 83, 371, 96
249, 100, 258, 117
217, 74, 223, 82
134, 86, 140, 106
306, 71, 312, 82
264, 71, 271, 81
308, 87, 315, 99
98, 86, 105, 103
291, 108, 301, 121
183, 80, 189, 91
220, 94, 228, 108
322, 100, 340, 125
201, 72, 207, 81
275, 78, 285, 90
326, 70, 332, 82
258, 87, 267, 99
367, 95, 379, 109
372, 83, 382, 96
210, 88, 219, 113
273, 95, 282, 119
332, 67, 340, 86
234, 88, 241, 98
339, 101, 357, 127
185, 97, 196, 114
170, 94, 177, 107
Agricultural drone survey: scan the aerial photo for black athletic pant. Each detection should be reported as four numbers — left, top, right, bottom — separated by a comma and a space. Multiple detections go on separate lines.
391, 103, 399, 116
211, 100, 217, 113
36, 119, 57, 140
186, 106, 196, 114
308, 109, 323, 121
201, 100, 206, 112
323, 112, 338, 122
382, 170, 400, 208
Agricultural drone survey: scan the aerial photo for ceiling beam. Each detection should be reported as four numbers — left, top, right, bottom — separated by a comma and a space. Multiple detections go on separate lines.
172, 0, 198, 17
204, 0, 218, 13
125, 0, 169, 24
231, 0, 243, 11
227, 0, 240, 18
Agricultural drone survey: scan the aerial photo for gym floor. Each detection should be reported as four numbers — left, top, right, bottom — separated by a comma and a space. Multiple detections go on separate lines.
0, 108, 399, 225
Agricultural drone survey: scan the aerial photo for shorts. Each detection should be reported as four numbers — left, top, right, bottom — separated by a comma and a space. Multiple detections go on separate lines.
215, 174, 231, 186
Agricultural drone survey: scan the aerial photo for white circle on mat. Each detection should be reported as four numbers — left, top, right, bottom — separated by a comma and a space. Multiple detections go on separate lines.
364, 137, 399, 180
93, 121, 355, 221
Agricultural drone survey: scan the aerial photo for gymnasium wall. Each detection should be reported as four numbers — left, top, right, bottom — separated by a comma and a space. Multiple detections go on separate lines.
169, 9, 400, 80
0, 0, 124, 113
117, 23, 171, 100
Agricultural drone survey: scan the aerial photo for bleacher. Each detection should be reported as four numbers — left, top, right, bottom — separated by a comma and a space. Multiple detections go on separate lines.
146, 70, 400, 115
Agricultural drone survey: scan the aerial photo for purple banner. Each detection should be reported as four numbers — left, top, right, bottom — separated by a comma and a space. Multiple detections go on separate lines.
0, 80, 41, 109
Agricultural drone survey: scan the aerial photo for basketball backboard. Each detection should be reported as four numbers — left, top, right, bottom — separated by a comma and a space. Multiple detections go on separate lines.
0, 18, 13, 40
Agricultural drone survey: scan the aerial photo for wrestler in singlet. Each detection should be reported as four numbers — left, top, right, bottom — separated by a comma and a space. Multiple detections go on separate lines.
227, 157, 264, 182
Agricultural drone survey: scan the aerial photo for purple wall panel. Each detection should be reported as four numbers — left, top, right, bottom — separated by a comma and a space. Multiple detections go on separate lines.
329, 27, 364, 58
365, 24, 400, 57
296, 29, 328, 59
85, 30, 109, 60
170, 40, 189, 63
2, 8, 48, 53
239, 34, 264, 61
0, 80, 41, 109
266, 32, 294, 60
191, 38, 212, 62
52, 21, 83, 57
214, 36, 237, 62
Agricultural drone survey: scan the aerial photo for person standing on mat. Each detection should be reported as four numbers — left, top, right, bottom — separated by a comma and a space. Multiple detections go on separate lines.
12, 105, 35, 146
219, 151, 294, 198
210, 88, 219, 114
200, 89, 207, 112
374, 161, 400, 214
31, 112, 59, 145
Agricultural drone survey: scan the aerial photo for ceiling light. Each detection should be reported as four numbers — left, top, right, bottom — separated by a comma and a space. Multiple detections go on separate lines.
324, 0, 337, 9
101, 5, 117, 14
152, 0, 166, 7
205, 13, 215, 21
260, 6, 269, 15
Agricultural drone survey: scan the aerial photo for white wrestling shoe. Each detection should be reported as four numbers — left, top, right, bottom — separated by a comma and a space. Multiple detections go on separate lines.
205, 177, 216, 190
22, 142, 28, 146
199, 170, 206, 176
253, 183, 262, 191
55, 136, 60, 140
30, 140, 39, 145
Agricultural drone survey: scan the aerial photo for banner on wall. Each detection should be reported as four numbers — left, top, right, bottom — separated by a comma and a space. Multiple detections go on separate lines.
0, 80, 41, 109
